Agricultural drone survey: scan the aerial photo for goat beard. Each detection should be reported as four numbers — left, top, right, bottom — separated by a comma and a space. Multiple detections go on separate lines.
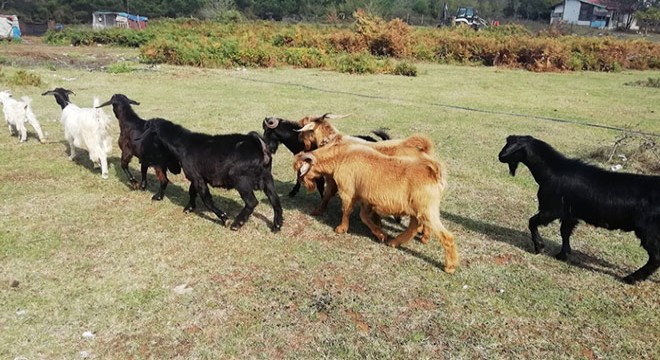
508, 162, 519, 176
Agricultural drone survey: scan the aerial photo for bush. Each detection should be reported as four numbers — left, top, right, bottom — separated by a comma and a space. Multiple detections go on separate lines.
392, 62, 417, 76
0, 69, 43, 87
625, 77, 660, 88
106, 62, 135, 74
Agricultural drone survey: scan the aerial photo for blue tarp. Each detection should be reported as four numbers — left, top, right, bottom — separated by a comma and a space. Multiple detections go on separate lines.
116, 12, 148, 22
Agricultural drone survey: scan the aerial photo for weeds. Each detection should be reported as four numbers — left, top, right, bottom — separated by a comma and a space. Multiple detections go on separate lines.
625, 77, 660, 88
106, 62, 135, 74
588, 130, 660, 174
0, 69, 43, 86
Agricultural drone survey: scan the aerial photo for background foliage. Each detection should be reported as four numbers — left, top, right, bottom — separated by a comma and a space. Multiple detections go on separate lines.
42, 13, 660, 74
0, 0, 586, 24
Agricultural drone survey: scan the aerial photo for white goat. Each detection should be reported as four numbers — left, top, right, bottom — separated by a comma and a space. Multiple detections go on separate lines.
42, 88, 113, 179
0, 90, 46, 143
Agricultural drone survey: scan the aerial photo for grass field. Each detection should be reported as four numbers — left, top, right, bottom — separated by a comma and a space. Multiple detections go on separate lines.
1, 42, 659, 359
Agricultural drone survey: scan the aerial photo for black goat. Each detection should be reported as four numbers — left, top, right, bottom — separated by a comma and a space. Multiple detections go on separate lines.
98, 94, 181, 200
498, 135, 659, 284
155, 119, 283, 232
262, 116, 390, 197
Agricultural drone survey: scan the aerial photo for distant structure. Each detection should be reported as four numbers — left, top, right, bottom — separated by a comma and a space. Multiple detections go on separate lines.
0, 14, 21, 39
92, 11, 148, 30
550, 0, 639, 30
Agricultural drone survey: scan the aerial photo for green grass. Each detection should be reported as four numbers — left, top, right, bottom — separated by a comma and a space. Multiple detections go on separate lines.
0, 60, 659, 359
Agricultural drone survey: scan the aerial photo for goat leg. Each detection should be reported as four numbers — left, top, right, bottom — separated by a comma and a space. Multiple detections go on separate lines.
17, 124, 27, 142
623, 227, 660, 284
555, 218, 577, 261
120, 154, 139, 189
623, 257, 659, 284
263, 176, 284, 232
528, 212, 556, 253
139, 163, 148, 190
184, 184, 197, 212
312, 177, 336, 216
359, 204, 388, 242
387, 217, 420, 248
335, 193, 355, 234
151, 167, 169, 201
231, 187, 259, 231
195, 182, 230, 226
288, 180, 301, 197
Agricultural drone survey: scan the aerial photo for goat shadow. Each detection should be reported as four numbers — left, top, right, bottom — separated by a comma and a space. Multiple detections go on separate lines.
441, 211, 658, 284
111, 157, 296, 227
53, 140, 114, 178
270, 182, 446, 266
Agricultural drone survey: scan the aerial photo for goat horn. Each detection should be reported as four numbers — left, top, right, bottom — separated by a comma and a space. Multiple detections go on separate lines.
97, 99, 113, 108
298, 162, 311, 177
295, 122, 316, 133
324, 113, 351, 120
264, 117, 279, 129
300, 153, 316, 164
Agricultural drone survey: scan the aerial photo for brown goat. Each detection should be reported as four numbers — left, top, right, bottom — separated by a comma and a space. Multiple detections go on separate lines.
296, 114, 434, 214
293, 138, 458, 273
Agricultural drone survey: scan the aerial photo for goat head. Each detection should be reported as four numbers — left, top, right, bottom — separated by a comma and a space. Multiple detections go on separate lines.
499, 135, 533, 176
97, 94, 140, 108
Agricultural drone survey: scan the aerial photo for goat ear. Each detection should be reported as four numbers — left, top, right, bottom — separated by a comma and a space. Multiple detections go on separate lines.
498, 142, 524, 159
129, 99, 140, 106
41, 90, 55, 96
296, 122, 316, 132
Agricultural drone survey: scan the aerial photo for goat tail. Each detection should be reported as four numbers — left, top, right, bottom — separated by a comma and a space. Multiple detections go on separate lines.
20, 96, 32, 107
20, 96, 38, 121
93, 97, 112, 131
403, 134, 434, 155
249, 131, 272, 166
372, 128, 391, 141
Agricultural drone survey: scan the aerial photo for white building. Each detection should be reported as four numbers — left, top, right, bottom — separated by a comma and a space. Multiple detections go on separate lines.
550, 0, 639, 30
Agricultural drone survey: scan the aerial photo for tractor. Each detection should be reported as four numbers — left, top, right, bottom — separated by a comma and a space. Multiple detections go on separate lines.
437, 4, 489, 30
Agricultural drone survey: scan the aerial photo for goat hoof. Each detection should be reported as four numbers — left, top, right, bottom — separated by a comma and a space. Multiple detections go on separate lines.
386, 240, 399, 248
334, 226, 347, 234
151, 194, 163, 201
555, 252, 568, 261
101, 173, 109, 179
183, 206, 194, 213
621, 275, 637, 285
444, 266, 456, 274
271, 224, 282, 233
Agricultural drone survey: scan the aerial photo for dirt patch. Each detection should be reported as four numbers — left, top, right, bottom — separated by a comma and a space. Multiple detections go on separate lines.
2, 36, 139, 70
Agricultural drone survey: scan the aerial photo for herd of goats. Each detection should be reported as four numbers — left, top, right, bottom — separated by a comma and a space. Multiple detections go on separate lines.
1, 88, 659, 285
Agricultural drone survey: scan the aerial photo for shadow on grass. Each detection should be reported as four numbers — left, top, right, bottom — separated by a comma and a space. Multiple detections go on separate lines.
109, 159, 317, 230
441, 211, 658, 284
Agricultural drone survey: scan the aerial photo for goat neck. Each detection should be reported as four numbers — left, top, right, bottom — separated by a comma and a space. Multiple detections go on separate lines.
112, 102, 144, 130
